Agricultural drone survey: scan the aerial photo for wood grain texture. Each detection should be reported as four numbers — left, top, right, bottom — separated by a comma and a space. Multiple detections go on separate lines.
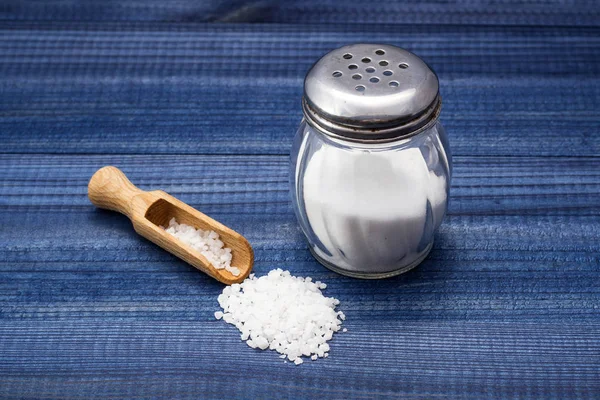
88, 166, 146, 217
0, 6, 599, 398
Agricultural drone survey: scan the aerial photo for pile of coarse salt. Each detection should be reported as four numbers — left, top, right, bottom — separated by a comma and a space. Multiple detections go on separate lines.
162, 218, 240, 276
215, 268, 345, 365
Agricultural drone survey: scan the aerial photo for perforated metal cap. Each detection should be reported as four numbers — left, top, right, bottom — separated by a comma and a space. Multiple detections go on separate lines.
302, 44, 441, 143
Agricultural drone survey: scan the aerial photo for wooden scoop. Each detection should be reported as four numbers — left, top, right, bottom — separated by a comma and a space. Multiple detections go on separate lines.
88, 166, 253, 285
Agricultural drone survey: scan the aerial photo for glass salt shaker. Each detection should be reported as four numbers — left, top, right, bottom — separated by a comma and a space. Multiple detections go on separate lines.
290, 44, 452, 278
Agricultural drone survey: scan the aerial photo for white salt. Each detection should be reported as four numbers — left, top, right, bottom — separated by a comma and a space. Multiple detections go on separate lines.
163, 218, 240, 276
301, 131, 448, 274
215, 269, 344, 365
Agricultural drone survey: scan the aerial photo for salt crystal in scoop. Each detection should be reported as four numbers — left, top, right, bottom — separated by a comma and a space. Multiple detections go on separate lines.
163, 218, 240, 276
216, 269, 344, 364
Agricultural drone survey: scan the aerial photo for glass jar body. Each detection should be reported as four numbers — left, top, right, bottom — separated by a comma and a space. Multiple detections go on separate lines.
290, 119, 452, 278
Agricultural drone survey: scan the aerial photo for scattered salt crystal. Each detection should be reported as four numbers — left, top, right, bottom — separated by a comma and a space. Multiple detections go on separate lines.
342, 328, 347, 333
254, 336, 269, 350
214, 311, 223, 320
163, 218, 240, 276
215, 269, 344, 365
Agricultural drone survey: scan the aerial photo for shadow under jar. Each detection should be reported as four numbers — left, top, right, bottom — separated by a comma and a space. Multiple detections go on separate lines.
290, 44, 452, 278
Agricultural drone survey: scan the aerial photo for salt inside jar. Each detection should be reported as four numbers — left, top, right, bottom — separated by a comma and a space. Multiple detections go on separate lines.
290, 44, 452, 278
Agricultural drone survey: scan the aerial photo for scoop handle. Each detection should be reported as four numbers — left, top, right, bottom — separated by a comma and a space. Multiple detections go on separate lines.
88, 166, 145, 218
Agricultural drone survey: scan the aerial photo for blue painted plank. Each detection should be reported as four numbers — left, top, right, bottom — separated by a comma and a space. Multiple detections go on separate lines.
1, 154, 599, 216
1, 0, 598, 26
0, 156, 599, 330
0, 320, 598, 399
1, 77, 599, 157
1, 23, 598, 79
1, 24, 598, 157
1, 211, 599, 396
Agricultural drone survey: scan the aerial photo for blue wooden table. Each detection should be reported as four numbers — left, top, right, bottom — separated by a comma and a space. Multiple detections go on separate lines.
1, 1, 599, 398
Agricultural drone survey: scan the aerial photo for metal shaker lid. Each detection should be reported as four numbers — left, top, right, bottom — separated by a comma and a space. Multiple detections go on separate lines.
303, 44, 441, 143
